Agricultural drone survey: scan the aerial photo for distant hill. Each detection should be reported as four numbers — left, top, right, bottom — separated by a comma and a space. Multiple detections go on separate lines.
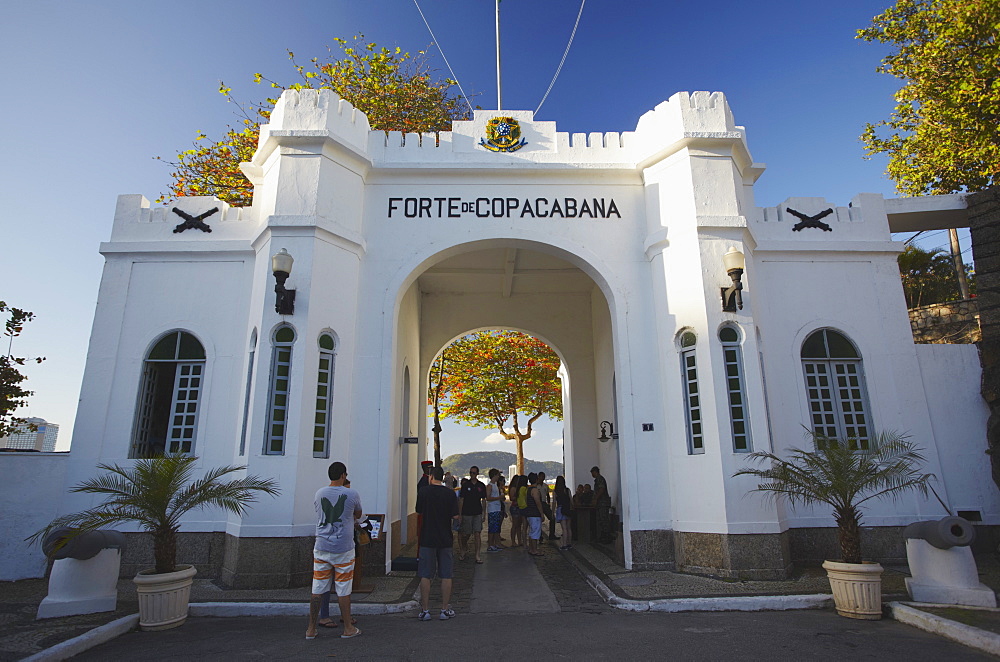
441, 450, 562, 478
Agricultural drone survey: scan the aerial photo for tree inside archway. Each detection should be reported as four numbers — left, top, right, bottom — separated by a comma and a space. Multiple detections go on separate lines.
429, 331, 562, 474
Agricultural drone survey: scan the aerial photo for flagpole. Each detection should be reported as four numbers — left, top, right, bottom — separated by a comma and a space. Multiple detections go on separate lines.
495, 0, 502, 110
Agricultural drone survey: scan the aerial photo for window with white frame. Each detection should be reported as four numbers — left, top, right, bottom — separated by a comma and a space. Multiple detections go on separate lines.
801, 328, 872, 450
238, 329, 257, 456
313, 332, 336, 458
719, 325, 751, 453
130, 330, 206, 458
678, 330, 703, 454
265, 325, 296, 455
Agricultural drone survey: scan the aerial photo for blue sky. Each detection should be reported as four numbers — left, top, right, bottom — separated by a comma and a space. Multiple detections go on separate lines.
1, 1, 964, 457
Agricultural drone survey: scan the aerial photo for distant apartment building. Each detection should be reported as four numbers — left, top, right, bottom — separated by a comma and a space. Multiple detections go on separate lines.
0, 418, 59, 451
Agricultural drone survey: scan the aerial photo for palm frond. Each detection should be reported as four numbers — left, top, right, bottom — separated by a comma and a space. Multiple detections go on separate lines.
28, 455, 280, 565
735, 429, 933, 517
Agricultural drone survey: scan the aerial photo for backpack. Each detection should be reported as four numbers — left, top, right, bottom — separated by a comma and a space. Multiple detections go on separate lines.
517, 485, 528, 509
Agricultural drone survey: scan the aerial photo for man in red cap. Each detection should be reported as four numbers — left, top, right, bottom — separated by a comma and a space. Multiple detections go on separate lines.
417, 460, 434, 493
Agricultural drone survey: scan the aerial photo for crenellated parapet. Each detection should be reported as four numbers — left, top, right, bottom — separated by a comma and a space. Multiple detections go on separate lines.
244, 89, 766, 174
750, 194, 898, 249
108, 194, 254, 244
263, 88, 370, 151
631, 91, 761, 177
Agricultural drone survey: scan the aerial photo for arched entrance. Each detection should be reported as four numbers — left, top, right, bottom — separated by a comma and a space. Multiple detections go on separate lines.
384, 240, 626, 564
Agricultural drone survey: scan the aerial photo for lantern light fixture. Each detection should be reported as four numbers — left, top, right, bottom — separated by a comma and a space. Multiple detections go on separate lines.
598, 420, 617, 443
721, 247, 746, 312
271, 248, 296, 315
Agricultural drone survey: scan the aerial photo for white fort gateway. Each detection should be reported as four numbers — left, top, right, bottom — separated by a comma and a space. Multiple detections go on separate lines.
19, 88, 998, 586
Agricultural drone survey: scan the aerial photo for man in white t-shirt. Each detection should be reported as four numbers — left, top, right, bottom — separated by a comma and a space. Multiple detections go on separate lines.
307, 461, 362, 640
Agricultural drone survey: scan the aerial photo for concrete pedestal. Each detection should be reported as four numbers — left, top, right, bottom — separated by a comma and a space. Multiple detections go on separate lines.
573, 506, 596, 542
905, 539, 997, 607
37, 548, 120, 619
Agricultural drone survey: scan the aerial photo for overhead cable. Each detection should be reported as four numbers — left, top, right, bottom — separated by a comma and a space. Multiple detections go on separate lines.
535, 0, 586, 115
413, 0, 474, 114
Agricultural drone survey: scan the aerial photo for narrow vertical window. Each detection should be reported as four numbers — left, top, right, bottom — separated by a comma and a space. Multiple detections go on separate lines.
313, 333, 336, 458
130, 331, 206, 458
238, 330, 257, 456
265, 325, 296, 455
801, 329, 872, 450
719, 325, 751, 453
678, 330, 703, 454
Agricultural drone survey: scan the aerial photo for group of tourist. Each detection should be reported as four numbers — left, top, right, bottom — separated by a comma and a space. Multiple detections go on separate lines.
505, 471, 573, 554
305, 459, 613, 640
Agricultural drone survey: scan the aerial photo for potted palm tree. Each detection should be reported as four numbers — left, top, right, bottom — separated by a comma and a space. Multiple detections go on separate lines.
735, 430, 933, 619
31, 456, 279, 630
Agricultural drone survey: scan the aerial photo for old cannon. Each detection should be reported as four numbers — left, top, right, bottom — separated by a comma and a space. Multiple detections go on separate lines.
903, 516, 995, 607
37, 528, 126, 619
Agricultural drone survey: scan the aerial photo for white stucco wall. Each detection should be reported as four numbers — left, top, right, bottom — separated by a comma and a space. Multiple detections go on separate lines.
0, 453, 69, 580
915, 343, 1000, 521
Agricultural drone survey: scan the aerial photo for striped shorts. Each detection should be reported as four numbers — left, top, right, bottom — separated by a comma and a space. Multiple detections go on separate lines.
312, 548, 356, 597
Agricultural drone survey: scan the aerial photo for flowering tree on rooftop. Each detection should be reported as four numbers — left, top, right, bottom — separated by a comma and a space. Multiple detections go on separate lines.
158, 34, 473, 207
430, 331, 562, 474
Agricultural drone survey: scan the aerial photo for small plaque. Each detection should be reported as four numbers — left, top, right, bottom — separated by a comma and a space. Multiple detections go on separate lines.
360, 514, 385, 541
642, 423, 654, 431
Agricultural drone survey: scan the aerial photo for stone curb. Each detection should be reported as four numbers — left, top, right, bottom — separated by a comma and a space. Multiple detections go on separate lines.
21, 614, 139, 662
24, 600, 421, 661
564, 548, 833, 612
188, 600, 420, 617
890, 601, 1000, 656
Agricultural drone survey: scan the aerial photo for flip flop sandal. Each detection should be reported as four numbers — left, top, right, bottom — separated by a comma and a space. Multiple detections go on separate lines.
340, 617, 358, 625
341, 627, 363, 639
318, 620, 337, 628
305, 632, 318, 640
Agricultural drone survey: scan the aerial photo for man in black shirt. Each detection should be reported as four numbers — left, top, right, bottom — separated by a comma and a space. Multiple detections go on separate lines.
415, 467, 460, 620
457, 466, 487, 563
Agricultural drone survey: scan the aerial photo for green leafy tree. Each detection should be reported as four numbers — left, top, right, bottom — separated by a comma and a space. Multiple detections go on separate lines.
1, 301, 44, 438
30, 456, 280, 574
735, 430, 934, 564
159, 35, 473, 207
858, 0, 1000, 195
897, 245, 974, 308
430, 331, 562, 474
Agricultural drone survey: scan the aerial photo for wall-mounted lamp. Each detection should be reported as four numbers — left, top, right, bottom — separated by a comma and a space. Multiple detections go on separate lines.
721, 247, 745, 312
598, 420, 618, 443
271, 248, 296, 315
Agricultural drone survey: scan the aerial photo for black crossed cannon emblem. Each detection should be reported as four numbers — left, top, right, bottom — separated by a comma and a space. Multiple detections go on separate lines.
788, 207, 834, 232
172, 207, 219, 233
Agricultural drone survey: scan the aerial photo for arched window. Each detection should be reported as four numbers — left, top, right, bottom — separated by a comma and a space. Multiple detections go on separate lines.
719, 325, 751, 453
238, 329, 257, 457
801, 329, 872, 450
313, 332, 336, 458
265, 325, 296, 455
130, 330, 206, 458
678, 330, 703, 454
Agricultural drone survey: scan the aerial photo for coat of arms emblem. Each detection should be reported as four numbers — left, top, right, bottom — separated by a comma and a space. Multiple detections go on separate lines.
480, 116, 527, 153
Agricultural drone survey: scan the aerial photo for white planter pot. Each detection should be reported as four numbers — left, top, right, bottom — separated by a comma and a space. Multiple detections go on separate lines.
822, 560, 883, 620
133, 564, 197, 631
